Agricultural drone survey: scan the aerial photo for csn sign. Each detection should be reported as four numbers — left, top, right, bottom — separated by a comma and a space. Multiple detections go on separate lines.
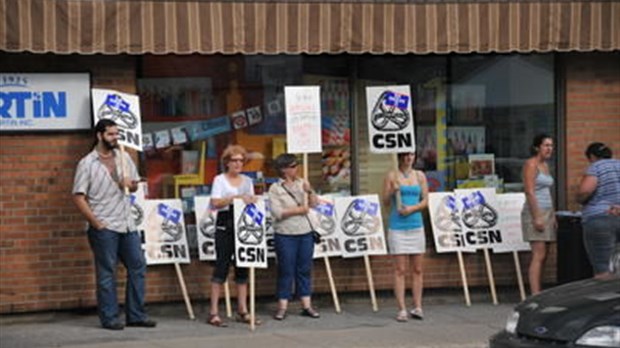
366, 86, 416, 154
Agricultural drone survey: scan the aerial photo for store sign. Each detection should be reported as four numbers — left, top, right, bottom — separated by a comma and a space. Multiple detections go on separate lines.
284, 86, 322, 154
366, 85, 416, 154
91, 88, 143, 151
0, 73, 90, 131
334, 195, 387, 258
234, 199, 268, 268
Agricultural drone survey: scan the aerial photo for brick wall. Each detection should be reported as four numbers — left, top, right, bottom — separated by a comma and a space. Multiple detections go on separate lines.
1, 51, 617, 314
564, 52, 620, 211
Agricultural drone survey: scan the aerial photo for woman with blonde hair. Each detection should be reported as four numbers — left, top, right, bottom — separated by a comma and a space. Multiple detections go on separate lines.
207, 145, 259, 327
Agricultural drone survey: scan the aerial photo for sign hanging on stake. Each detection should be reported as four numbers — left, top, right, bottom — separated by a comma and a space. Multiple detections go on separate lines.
141, 199, 190, 265
130, 182, 148, 230
309, 195, 342, 259
493, 193, 531, 253
366, 86, 415, 154
429, 192, 475, 253
284, 86, 322, 154
263, 196, 276, 258
91, 88, 143, 151
194, 196, 217, 261
334, 195, 387, 258
233, 199, 268, 269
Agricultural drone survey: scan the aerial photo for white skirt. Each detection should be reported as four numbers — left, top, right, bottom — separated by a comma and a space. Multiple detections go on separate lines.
388, 227, 426, 255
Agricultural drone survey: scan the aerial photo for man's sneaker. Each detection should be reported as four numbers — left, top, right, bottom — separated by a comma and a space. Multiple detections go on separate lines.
409, 308, 424, 320
126, 319, 157, 328
102, 322, 125, 330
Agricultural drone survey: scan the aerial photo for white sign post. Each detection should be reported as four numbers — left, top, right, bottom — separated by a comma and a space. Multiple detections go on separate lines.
141, 199, 194, 319
91, 88, 143, 151
194, 196, 232, 318
334, 195, 387, 311
194, 196, 217, 262
284, 86, 322, 154
495, 193, 530, 300
308, 195, 342, 313
455, 188, 502, 305
233, 199, 267, 331
429, 192, 472, 306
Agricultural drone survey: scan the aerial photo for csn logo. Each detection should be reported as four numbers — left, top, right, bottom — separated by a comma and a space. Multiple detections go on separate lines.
369, 90, 413, 149
0, 75, 68, 122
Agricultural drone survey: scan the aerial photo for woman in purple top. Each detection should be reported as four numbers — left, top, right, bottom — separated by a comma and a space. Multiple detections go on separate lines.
578, 142, 620, 278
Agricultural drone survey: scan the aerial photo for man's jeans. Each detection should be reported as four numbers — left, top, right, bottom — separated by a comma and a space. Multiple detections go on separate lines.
87, 227, 147, 326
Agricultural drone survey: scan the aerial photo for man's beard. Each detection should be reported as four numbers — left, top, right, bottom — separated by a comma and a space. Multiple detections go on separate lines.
102, 138, 118, 150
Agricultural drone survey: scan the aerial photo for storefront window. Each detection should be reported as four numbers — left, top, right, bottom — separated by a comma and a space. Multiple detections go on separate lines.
356, 54, 556, 195
137, 53, 555, 205
447, 54, 556, 192
137, 54, 352, 205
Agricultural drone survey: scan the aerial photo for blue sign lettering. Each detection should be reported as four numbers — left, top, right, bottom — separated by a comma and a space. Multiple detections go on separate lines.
157, 203, 181, 224
0, 91, 67, 118
352, 199, 378, 216
314, 203, 334, 217
245, 203, 264, 225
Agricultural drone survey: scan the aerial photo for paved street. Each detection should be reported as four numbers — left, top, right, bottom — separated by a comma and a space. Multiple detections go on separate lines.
0, 291, 516, 348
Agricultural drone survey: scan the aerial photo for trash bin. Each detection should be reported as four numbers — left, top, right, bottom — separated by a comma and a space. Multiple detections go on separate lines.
556, 211, 593, 284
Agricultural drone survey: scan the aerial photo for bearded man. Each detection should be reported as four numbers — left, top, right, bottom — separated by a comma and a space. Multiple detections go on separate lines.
72, 119, 156, 330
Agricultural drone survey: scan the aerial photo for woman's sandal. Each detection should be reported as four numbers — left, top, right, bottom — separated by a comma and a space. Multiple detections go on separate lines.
395, 310, 408, 322
236, 312, 262, 325
207, 314, 228, 327
273, 308, 287, 321
300, 307, 320, 319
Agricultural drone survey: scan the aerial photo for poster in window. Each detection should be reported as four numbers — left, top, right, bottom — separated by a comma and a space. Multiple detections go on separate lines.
468, 154, 495, 178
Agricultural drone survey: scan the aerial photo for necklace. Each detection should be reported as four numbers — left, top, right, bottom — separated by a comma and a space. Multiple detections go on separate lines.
400, 169, 413, 179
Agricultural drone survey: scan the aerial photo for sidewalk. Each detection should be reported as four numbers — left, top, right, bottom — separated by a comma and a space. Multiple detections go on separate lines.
0, 290, 517, 348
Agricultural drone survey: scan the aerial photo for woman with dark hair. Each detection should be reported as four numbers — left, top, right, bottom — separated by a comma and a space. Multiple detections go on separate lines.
382, 152, 429, 322
521, 134, 556, 295
207, 144, 259, 327
578, 142, 620, 278
268, 153, 320, 321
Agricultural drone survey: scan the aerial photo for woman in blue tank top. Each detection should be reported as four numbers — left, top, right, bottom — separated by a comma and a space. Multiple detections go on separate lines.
382, 152, 429, 322
521, 134, 556, 295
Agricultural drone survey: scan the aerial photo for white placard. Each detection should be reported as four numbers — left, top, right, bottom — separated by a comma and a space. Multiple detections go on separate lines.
493, 193, 531, 253
130, 182, 148, 231
365, 85, 415, 154
141, 199, 190, 265
454, 188, 502, 250
309, 195, 342, 259
194, 196, 217, 261
233, 199, 268, 269
91, 88, 143, 151
429, 192, 466, 253
263, 196, 276, 258
284, 86, 322, 154
0, 73, 91, 131
334, 195, 387, 258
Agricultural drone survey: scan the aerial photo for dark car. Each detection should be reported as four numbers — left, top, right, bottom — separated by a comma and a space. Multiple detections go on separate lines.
490, 277, 620, 348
